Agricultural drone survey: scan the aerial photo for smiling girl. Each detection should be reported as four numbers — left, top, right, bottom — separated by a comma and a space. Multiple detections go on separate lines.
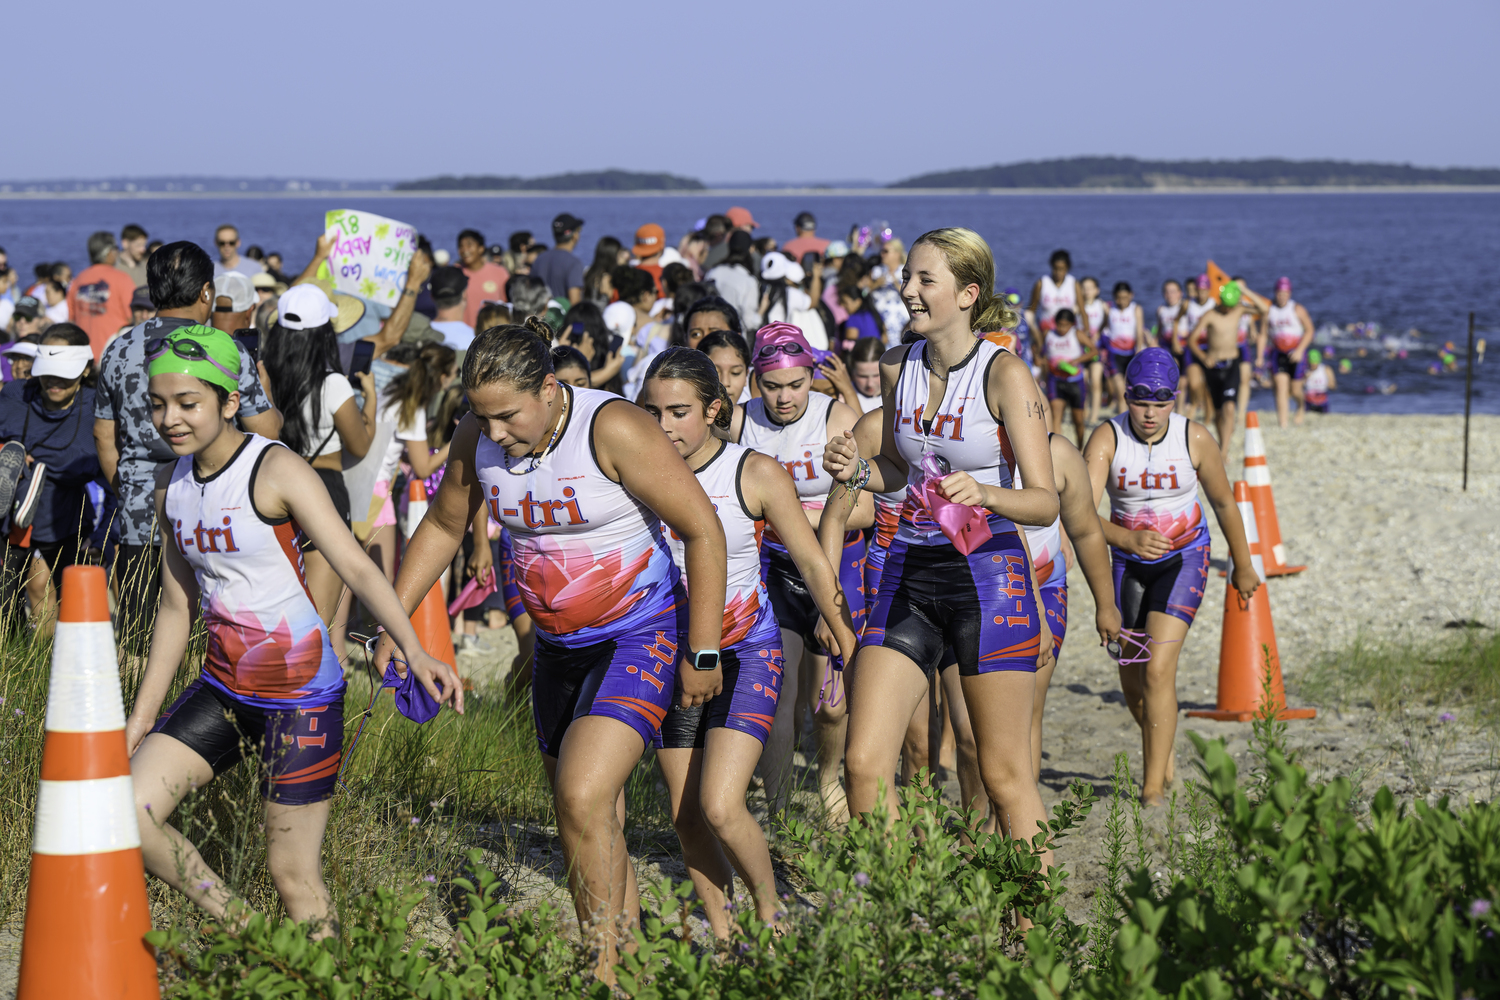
126, 325, 458, 931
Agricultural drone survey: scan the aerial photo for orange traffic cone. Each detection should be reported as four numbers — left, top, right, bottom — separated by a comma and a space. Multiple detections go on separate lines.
1242, 411, 1306, 576
404, 478, 429, 540
1187, 482, 1316, 723
19, 565, 159, 999
412, 580, 458, 671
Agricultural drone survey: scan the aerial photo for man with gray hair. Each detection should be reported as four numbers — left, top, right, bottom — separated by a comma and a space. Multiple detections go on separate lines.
66, 230, 136, 359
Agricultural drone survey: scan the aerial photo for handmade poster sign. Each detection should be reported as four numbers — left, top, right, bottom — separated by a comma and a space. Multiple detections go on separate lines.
323, 209, 417, 305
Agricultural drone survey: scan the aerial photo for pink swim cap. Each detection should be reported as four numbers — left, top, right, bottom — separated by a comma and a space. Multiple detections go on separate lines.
752, 321, 830, 373
1275, 276, 1292, 292
1195, 273, 1211, 289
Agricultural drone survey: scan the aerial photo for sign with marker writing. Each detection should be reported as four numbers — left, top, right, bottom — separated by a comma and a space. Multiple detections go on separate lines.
324, 209, 417, 305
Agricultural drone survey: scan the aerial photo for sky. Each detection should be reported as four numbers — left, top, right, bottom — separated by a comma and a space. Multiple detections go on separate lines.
11, 0, 1499, 185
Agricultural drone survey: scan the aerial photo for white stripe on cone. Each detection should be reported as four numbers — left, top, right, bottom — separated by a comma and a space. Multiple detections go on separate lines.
1244, 465, 1272, 487
1236, 498, 1268, 583
43, 623, 124, 733
32, 776, 141, 855
405, 500, 429, 539
1243, 426, 1266, 458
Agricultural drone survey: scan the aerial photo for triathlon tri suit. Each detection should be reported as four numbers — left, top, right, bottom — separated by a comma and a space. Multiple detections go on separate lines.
1181, 299, 1215, 373
1036, 273, 1076, 331
496, 527, 525, 620
1303, 364, 1331, 412
863, 485, 905, 602
738, 393, 865, 649
863, 339, 1043, 675
1267, 301, 1309, 379
1016, 449, 1068, 660
657, 441, 784, 748
1080, 298, 1106, 348
1102, 304, 1141, 378
1158, 302, 1184, 370
151, 434, 346, 805
1237, 313, 1256, 364
1043, 327, 1087, 410
1103, 412, 1210, 629
476, 385, 688, 756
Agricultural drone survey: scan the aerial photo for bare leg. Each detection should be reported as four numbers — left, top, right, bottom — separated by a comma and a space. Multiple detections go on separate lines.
24, 553, 57, 638
1274, 372, 1292, 428
842, 646, 928, 820
1238, 360, 1253, 419
1215, 397, 1236, 457
1087, 360, 1104, 425
759, 628, 804, 814
1138, 613, 1190, 805
807, 651, 849, 823
264, 799, 334, 931
657, 748, 735, 938
1109, 373, 1127, 416
698, 729, 782, 927
548, 716, 647, 982
1291, 377, 1307, 425
938, 686, 958, 773
938, 665, 988, 822
1030, 658, 1057, 782
1049, 399, 1066, 443
902, 689, 931, 785
131, 733, 241, 920
960, 670, 1053, 874
1070, 408, 1087, 449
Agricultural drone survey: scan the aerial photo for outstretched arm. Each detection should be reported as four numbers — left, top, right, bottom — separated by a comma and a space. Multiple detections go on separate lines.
1052, 437, 1120, 644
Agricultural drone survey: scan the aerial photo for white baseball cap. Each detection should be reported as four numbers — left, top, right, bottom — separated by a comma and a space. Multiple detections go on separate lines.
277, 284, 340, 330
603, 301, 635, 341
32, 344, 93, 379
760, 251, 805, 284
214, 271, 258, 313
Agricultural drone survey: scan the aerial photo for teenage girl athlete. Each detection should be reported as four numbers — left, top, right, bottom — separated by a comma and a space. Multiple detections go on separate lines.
1179, 275, 1217, 421
1299, 348, 1335, 419
1026, 249, 1080, 337
1041, 308, 1094, 448
1262, 277, 1315, 428
126, 325, 460, 931
698, 329, 752, 405
1231, 275, 1264, 417
1083, 347, 1260, 805
639, 348, 858, 937
736, 321, 868, 821
1100, 281, 1151, 416
1077, 277, 1108, 423
822, 228, 1060, 873
376, 320, 728, 981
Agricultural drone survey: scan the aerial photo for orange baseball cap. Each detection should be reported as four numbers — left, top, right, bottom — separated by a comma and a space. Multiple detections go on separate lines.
726, 206, 759, 229
633, 223, 665, 258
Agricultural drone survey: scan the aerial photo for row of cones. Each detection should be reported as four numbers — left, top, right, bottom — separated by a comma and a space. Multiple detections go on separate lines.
16, 481, 457, 997
1188, 412, 1315, 722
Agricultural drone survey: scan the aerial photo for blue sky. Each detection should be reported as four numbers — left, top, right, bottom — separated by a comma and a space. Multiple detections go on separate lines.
13, 0, 1498, 184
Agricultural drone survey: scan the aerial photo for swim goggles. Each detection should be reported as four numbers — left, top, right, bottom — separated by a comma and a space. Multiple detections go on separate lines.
145, 335, 242, 384
757, 342, 807, 360
1126, 384, 1176, 402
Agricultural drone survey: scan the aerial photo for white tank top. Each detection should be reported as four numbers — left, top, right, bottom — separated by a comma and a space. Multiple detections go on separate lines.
856, 391, 882, 414
664, 442, 770, 647
1157, 303, 1182, 341
739, 392, 836, 550
1105, 304, 1139, 353
1044, 327, 1085, 377
163, 435, 343, 709
1267, 300, 1305, 352
1184, 299, 1215, 346
1303, 363, 1330, 399
891, 339, 1016, 545
1237, 312, 1253, 346
1038, 274, 1076, 324
1080, 298, 1105, 335
1104, 412, 1209, 563
475, 385, 680, 645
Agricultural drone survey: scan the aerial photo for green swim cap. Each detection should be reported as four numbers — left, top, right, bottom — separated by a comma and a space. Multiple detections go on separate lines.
146, 324, 243, 394
1308, 348, 1322, 366
1218, 282, 1242, 308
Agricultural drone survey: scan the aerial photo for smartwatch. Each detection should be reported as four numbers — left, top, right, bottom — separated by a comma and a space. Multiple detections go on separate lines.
690, 648, 721, 672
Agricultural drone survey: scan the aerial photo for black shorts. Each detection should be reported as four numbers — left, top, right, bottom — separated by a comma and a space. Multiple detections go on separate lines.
113, 542, 161, 653
1112, 547, 1210, 630
1048, 377, 1085, 410
300, 468, 351, 553
151, 678, 345, 805
1202, 361, 1240, 409
762, 546, 819, 644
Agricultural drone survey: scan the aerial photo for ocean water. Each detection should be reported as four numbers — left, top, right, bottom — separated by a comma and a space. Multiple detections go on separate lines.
4, 191, 1497, 413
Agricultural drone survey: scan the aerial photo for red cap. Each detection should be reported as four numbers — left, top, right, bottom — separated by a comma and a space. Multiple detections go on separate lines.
726, 207, 759, 229
633, 223, 665, 259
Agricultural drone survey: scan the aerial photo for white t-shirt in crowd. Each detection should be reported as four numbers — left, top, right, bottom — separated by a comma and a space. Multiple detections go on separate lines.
300, 373, 355, 458
432, 320, 475, 350
45, 299, 69, 323
375, 397, 429, 484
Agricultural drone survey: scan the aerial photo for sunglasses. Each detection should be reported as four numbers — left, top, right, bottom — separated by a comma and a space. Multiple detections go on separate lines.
145, 336, 240, 384
217, 239, 238, 247
1127, 385, 1176, 402
756, 342, 806, 359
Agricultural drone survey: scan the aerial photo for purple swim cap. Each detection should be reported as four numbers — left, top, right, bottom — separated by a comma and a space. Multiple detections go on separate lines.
1126, 347, 1179, 393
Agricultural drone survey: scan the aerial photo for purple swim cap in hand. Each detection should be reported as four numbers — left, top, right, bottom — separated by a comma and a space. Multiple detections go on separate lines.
1126, 347, 1179, 394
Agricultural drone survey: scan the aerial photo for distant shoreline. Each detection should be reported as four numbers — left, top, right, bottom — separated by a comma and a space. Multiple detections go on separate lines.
3, 185, 1500, 201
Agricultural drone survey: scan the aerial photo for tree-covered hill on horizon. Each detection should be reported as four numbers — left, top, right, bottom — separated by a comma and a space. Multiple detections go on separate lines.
888, 157, 1500, 189
395, 170, 705, 192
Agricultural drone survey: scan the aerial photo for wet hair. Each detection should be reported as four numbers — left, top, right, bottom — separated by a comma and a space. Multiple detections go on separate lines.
1113, 281, 1132, 296
39, 322, 97, 387
847, 335, 885, 366
87, 231, 116, 264
475, 301, 512, 333
263, 318, 341, 457
551, 345, 591, 380
147, 241, 215, 311
642, 347, 733, 429
385, 341, 456, 429
696, 329, 750, 368
1049, 249, 1071, 268
1054, 308, 1077, 327
583, 236, 623, 299
457, 228, 485, 248
909, 228, 1017, 332
462, 315, 555, 394
506, 274, 551, 321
